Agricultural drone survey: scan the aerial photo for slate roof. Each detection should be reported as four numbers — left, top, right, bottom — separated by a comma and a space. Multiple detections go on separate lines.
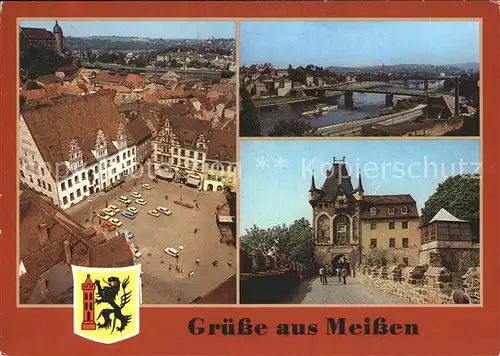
429, 208, 468, 223
206, 129, 236, 162
316, 163, 354, 201
20, 27, 54, 40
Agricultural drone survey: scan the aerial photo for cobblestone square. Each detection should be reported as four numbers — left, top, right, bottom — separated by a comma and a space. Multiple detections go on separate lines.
66, 175, 236, 304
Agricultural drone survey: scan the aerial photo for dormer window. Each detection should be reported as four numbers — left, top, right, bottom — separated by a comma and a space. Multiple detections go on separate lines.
401, 206, 408, 214
388, 207, 395, 215
370, 207, 377, 216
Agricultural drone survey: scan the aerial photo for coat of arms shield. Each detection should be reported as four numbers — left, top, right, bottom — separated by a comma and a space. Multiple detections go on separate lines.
72, 265, 142, 344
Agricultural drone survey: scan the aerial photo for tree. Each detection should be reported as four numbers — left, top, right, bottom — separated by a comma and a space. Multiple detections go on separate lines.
20, 47, 69, 81
239, 86, 262, 137
420, 174, 480, 241
268, 119, 317, 137
240, 218, 314, 268
364, 248, 388, 267
240, 249, 253, 273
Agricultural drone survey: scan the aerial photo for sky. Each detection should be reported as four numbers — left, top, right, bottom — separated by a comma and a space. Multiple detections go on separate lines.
240, 21, 480, 67
239, 140, 480, 234
19, 20, 235, 39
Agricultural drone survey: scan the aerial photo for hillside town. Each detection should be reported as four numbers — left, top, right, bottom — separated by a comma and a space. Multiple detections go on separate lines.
18, 21, 237, 305
240, 63, 479, 137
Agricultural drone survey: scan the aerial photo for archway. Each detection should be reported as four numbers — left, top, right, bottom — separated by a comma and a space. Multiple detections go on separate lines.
216, 185, 223, 192
207, 184, 213, 191
332, 254, 352, 275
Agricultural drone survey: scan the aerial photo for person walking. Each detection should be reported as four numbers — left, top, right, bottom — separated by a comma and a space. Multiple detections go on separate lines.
337, 266, 342, 282
342, 267, 348, 285
323, 266, 328, 285
319, 267, 324, 285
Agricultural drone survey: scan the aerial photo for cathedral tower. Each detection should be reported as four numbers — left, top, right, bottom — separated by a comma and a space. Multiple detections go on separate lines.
53, 21, 64, 56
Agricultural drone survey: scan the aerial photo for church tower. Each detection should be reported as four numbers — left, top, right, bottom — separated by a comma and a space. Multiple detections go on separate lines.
53, 21, 64, 56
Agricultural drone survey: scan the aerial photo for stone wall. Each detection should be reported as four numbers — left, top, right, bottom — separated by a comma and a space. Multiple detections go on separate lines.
357, 265, 481, 304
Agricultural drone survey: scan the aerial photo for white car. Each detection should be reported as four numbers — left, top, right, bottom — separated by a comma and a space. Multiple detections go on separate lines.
164, 247, 179, 258
157, 206, 172, 216
131, 192, 142, 199
108, 218, 123, 227
142, 184, 152, 190
119, 196, 131, 204
136, 198, 146, 205
127, 206, 138, 214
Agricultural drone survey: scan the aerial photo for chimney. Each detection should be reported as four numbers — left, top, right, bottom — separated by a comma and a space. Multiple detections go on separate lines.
63, 240, 72, 265
37, 223, 49, 246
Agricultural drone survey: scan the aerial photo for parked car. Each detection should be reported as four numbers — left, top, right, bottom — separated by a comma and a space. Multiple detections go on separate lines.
108, 204, 120, 213
157, 206, 172, 216
119, 196, 131, 204
130, 244, 141, 258
109, 218, 123, 227
127, 206, 139, 214
142, 183, 152, 190
102, 208, 116, 217
121, 211, 136, 219
131, 191, 142, 199
97, 212, 110, 221
164, 247, 179, 258
136, 198, 147, 205
103, 221, 116, 231
118, 228, 134, 239
148, 210, 160, 217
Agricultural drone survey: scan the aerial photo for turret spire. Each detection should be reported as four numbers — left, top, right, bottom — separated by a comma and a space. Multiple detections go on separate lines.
358, 170, 364, 192
309, 170, 316, 192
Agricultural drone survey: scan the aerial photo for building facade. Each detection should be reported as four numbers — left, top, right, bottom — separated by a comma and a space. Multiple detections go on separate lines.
20, 21, 64, 55
153, 117, 210, 188
203, 129, 236, 192
19, 94, 137, 209
309, 157, 420, 272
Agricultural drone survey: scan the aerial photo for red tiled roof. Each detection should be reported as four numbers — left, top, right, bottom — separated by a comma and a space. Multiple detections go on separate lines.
206, 129, 236, 162
89, 237, 133, 268
97, 70, 145, 86
361, 195, 419, 219
36, 74, 63, 85
127, 117, 152, 145
20, 94, 134, 178
20, 27, 54, 40
169, 117, 211, 144
364, 194, 416, 204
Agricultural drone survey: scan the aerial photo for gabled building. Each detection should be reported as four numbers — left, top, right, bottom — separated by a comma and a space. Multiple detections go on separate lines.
19, 94, 138, 209
20, 21, 64, 55
309, 157, 421, 271
203, 129, 236, 192
153, 116, 210, 188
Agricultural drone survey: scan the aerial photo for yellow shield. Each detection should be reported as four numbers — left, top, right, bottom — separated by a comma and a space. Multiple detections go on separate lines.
72, 265, 142, 344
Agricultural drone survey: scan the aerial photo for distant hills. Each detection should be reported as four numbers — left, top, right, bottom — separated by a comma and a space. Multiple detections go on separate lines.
326, 63, 479, 73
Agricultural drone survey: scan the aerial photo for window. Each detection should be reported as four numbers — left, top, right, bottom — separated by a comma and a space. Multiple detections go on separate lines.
370, 239, 377, 248
198, 152, 203, 160
133, 157, 136, 163
207, 174, 213, 180
102, 173, 106, 179
116, 156, 120, 163
173, 148, 178, 155
401, 206, 408, 214
188, 161, 193, 169
70, 193, 75, 201
29, 175, 33, 183
388, 207, 395, 215
47, 184, 52, 192
42, 181, 46, 189
112, 168, 117, 174
101, 163, 105, 169
61, 182, 66, 191
370, 222, 377, 230
37, 179, 41, 187
173, 158, 178, 165
132, 148, 135, 155
181, 149, 185, 156
68, 179, 73, 188
402, 221, 408, 229
336, 216, 348, 245
197, 163, 202, 171
82, 172, 86, 180
95, 166, 98, 173
189, 151, 195, 158
389, 238, 396, 248
389, 222, 395, 230
77, 189, 81, 197
41, 167, 45, 175
75, 176, 79, 184
20, 170, 25, 178
63, 196, 68, 205
127, 160, 131, 166
370, 207, 377, 216
123, 153, 126, 159
83, 185, 87, 193
403, 257, 409, 266
127, 150, 131, 158
402, 238, 409, 248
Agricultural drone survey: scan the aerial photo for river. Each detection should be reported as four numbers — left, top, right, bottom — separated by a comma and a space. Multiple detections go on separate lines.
257, 80, 444, 135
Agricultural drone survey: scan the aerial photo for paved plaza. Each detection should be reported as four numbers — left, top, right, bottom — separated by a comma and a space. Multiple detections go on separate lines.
284, 276, 406, 305
66, 175, 236, 304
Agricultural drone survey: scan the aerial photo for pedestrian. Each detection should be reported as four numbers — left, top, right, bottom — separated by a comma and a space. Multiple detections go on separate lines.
188, 271, 194, 278
196, 258, 200, 264
193, 228, 198, 234
342, 267, 348, 285
319, 267, 324, 285
337, 267, 342, 282
323, 265, 328, 285
105, 200, 108, 207
212, 260, 218, 267
165, 195, 168, 200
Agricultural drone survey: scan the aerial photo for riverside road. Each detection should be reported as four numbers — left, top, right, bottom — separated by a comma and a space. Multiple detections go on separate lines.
284, 276, 406, 304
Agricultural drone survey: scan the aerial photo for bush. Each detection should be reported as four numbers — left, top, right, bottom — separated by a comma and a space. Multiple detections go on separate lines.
364, 248, 388, 267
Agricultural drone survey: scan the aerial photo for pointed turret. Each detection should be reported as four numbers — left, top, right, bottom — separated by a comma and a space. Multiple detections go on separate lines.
309, 171, 318, 204
358, 171, 364, 193
309, 173, 316, 192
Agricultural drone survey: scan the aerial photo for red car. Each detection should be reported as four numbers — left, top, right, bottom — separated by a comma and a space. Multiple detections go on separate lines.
103, 221, 116, 231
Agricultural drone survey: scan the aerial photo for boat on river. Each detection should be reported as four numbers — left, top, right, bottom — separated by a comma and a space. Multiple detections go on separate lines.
301, 104, 327, 117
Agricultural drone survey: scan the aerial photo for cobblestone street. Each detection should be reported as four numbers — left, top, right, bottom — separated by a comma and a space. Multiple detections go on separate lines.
284, 276, 407, 305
